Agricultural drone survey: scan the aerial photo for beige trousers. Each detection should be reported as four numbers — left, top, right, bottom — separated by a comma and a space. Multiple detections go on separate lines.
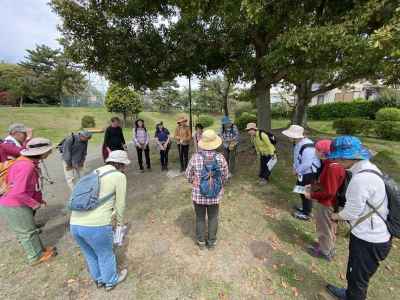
63, 162, 83, 191
315, 202, 337, 256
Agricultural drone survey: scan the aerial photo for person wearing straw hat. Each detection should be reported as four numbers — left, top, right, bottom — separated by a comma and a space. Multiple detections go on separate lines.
174, 116, 192, 172
62, 130, 92, 190
219, 116, 239, 177
185, 129, 229, 250
325, 136, 392, 300
282, 125, 321, 221
70, 150, 130, 291
245, 123, 276, 184
0, 138, 57, 265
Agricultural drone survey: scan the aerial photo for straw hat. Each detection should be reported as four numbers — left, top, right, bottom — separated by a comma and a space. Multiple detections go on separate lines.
106, 150, 131, 165
177, 116, 188, 124
198, 129, 222, 151
245, 123, 258, 131
21, 138, 53, 157
282, 125, 305, 139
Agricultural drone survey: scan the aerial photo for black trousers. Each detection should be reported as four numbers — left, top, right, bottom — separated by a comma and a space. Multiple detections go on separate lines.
259, 155, 272, 180
297, 173, 317, 215
194, 203, 219, 244
160, 147, 170, 168
178, 144, 189, 171
136, 145, 151, 169
346, 234, 392, 300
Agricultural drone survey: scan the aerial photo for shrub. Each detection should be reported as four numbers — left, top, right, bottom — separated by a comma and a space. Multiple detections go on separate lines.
308, 100, 376, 120
375, 121, 400, 141
375, 107, 400, 121
197, 115, 214, 128
332, 118, 375, 135
271, 103, 292, 119
234, 102, 254, 118
81, 115, 96, 128
236, 112, 257, 131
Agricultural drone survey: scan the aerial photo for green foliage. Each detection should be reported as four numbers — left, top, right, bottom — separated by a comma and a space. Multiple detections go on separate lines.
81, 115, 95, 128
376, 107, 400, 121
271, 103, 292, 119
375, 121, 400, 141
236, 112, 257, 131
105, 84, 143, 126
309, 100, 378, 120
0, 64, 35, 106
234, 102, 255, 118
332, 118, 375, 135
197, 115, 214, 128
149, 80, 180, 112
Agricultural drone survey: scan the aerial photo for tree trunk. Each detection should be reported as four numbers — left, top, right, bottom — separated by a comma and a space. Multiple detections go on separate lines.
292, 95, 308, 126
19, 96, 23, 108
223, 94, 229, 116
255, 76, 271, 130
123, 112, 127, 128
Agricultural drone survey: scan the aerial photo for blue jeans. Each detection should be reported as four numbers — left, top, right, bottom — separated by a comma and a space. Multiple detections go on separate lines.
70, 225, 118, 287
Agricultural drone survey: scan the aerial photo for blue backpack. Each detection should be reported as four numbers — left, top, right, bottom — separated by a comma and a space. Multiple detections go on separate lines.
68, 169, 117, 211
199, 153, 223, 198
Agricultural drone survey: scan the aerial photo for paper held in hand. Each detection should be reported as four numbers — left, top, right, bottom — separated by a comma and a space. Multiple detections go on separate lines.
267, 156, 278, 171
113, 225, 128, 246
293, 185, 306, 194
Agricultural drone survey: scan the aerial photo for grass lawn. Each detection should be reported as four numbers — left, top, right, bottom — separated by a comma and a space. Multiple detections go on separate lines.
0, 107, 399, 299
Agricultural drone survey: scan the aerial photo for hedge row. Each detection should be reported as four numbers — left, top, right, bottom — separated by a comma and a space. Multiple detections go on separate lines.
308, 100, 379, 120
236, 112, 257, 131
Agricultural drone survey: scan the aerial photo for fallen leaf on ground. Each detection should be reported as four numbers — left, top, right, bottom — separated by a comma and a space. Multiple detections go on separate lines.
281, 279, 288, 289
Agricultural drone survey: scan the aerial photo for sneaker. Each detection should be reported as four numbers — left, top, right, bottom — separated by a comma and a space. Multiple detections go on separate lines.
140, 169, 145, 173
95, 281, 105, 289
326, 284, 347, 300
293, 205, 304, 213
105, 269, 128, 292
307, 245, 333, 262
207, 241, 217, 250
292, 211, 311, 221
258, 179, 268, 185
197, 240, 206, 250
30, 248, 57, 266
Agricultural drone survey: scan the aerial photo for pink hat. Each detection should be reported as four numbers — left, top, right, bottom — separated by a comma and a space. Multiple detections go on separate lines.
315, 140, 332, 155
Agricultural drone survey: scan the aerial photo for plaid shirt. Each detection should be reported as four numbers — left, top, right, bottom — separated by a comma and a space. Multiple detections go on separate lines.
185, 150, 229, 205
219, 125, 239, 148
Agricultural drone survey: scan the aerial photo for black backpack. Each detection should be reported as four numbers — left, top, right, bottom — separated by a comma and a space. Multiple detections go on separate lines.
57, 133, 75, 154
258, 130, 277, 146
334, 170, 352, 212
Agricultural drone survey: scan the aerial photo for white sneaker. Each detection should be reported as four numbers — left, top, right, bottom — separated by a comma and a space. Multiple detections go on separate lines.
105, 269, 128, 291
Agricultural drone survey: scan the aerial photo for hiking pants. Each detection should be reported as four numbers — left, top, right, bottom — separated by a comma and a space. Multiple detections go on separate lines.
297, 173, 316, 215
63, 162, 83, 191
0, 206, 44, 264
160, 147, 170, 169
223, 146, 237, 174
178, 144, 189, 172
136, 145, 151, 170
315, 203, 336, 256
259, 155, 272, 180
194, 203, 219, 245
346, 234, 391, 300
70, 224, 119, 287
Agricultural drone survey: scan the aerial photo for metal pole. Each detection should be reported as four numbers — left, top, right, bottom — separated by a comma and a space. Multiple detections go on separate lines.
188, 75, 193, 135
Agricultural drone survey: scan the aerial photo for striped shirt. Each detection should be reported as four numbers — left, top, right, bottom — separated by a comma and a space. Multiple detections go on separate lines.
185, 150, 229, 205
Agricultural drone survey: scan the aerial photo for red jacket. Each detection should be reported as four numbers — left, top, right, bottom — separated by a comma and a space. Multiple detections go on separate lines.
0, 142, 22, 162
311, 160, 345, 207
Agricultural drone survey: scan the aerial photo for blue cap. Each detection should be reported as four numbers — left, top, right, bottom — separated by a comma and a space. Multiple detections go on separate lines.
327, 136, 371, 160
221, 116, 232, 125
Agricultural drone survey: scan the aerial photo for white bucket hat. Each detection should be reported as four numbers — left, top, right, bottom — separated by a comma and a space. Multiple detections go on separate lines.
106, 150, 131, 165
282, 125, 305, 139
21, 138, 53, 157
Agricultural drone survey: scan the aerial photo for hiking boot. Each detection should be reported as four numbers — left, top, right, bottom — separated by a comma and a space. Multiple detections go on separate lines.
30, 248, 57, 266
105, 269, 128, 292
326, 284, 347, 300
197, 240, 206, 250
292, 211, 311, 221
307, 245, 333, 262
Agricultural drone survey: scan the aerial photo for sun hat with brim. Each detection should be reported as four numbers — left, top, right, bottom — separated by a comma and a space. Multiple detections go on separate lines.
327, 136, 371, 160
21, 138, 53, 157
8, 123, 27, 133
106, 150, 131, 165
198, 129, 222, 151
245, 123, 258, 131
221, 116, 232, 125
177, 116, 188, 124
282, 125, 305, 139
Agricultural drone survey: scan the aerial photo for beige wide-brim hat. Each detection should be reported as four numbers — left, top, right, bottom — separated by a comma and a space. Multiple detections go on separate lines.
177, 116, 188, 124
106, 150, 131, 165
21, 137, 53, 156
198, 129, 222, 151
245, 122, 258, 131
282, 125, 305, 139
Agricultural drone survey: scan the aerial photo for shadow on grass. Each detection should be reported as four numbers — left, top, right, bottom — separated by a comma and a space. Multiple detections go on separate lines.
175, 206, 196, 242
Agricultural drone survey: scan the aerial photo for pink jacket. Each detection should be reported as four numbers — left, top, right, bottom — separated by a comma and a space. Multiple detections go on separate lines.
0, 158, 43, 208
0, 142, 23, 162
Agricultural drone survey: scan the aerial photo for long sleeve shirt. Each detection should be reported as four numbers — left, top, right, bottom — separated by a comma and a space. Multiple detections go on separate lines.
62, 134, 88, 168
174, 125, 192, 145
0, 157, 43, 208
70, 165, 127, 226
311, 160, 345, 207
185, 150, 229, 205
104, 126, 126, 151
0, 142, 22, 162
339, 160, 390, 243
293, 138, 321, 176
219, 125, 240, 149
252, 131, 275, 156
134, 128, 150, 146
